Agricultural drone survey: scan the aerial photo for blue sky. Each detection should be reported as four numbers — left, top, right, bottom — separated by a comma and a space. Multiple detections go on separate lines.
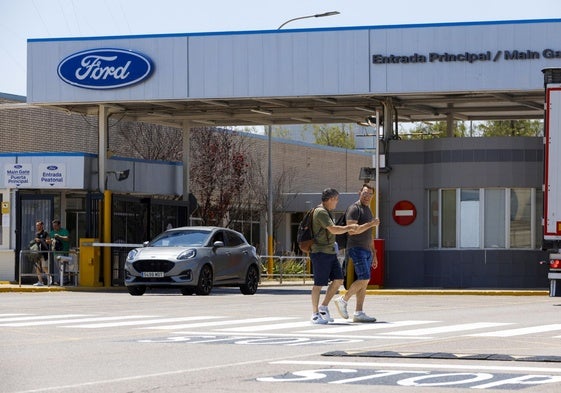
1, 0, 560, 96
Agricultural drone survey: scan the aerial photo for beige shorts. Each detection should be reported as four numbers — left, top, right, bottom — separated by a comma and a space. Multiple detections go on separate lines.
38, 257, 48, 269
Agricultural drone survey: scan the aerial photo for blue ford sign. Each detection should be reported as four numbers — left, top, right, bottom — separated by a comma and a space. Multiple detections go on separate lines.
57, 48, 153, 89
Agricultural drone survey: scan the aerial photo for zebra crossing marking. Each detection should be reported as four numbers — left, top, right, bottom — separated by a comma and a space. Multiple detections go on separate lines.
380, 322, 513, 337
2, 313, 561, 341
0, 314, 89, 325
0, 315, 157, 327
219, 320, 314, 332
65, 315, 217, 329
298, 320, 437, 334
145, 316, 294, 330
470, 323, 561, 337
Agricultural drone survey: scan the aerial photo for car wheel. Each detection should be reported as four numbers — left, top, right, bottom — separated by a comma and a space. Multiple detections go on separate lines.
239, 264, 259, 295
195, 264, 213, 295
180, 287, 195, 296
127, 286, 146, 296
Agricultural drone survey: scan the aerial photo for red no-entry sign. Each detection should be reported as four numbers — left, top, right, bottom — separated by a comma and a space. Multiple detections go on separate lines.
392, 200, 417, 226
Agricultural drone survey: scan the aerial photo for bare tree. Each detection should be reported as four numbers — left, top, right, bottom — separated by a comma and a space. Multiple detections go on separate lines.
111, 121, 296, 251
248, 148, 298, 253
113, 121, 183, 160
189, 127, 251, 226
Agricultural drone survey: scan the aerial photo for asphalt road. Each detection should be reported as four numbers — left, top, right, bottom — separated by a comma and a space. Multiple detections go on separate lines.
1, 286, 561, 392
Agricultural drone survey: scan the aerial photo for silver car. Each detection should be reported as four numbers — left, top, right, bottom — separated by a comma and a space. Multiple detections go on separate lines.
124, 226, 260, 296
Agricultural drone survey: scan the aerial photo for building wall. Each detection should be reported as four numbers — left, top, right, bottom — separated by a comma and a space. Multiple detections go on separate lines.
250, 133, 371, 194
0, 96, 99, 154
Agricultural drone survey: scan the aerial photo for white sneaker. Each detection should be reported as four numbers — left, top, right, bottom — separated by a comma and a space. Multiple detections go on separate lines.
33, 281, 44, 286
318, 305, 334, 322
334, 296, 349, 319
310, 312, 328, 325
353, 311, 377, 323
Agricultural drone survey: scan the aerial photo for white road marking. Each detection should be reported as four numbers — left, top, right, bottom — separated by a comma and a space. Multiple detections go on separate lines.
299, 320, 438, 334
270, 359, 561, 374
470, 323, 561, 337
381, 322, 513, 336
141, 316, 293, 330
64, 315, 217, 328
220, 320, 312, 332
0, 314, 89, 325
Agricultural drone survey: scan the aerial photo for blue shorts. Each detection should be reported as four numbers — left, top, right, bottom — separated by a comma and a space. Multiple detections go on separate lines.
310, 252, 343, 286
348, 247, 373, 280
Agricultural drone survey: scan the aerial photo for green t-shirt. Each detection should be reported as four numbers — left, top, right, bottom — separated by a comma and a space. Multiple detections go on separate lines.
50, 228, 70, 252
310, 206, 336, 254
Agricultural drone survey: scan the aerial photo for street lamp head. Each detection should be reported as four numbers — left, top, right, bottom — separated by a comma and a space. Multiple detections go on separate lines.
277, 11, 340, 30
315, 11, 340, 18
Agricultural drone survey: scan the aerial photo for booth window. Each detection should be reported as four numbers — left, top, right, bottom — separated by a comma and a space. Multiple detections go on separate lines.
428, 188, 542, 249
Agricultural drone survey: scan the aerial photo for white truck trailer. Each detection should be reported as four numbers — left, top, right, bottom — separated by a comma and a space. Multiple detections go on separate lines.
543, 68, 561, 296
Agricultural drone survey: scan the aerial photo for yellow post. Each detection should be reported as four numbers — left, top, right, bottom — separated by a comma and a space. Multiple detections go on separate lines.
103, 190, 112, 287
78, 238, 101, 286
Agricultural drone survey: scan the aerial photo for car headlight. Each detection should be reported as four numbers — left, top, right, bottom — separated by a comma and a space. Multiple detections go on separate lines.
177, 249, 196, 260
127, 249, 139, 261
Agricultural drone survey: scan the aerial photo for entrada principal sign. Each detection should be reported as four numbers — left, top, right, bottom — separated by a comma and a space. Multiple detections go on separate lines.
372, 48, 561, 64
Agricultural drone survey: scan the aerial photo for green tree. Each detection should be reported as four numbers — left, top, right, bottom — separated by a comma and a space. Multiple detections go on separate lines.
403, 121, 469, 139
310, 124, 355, 148
477, 120, 542, 137
271, 126, 292, 139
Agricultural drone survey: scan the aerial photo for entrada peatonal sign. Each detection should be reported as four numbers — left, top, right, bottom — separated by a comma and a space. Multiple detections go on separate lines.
372, 48, 561, 64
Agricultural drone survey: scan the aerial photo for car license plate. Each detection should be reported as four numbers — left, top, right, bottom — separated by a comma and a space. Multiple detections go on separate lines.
141, 272, 164, 278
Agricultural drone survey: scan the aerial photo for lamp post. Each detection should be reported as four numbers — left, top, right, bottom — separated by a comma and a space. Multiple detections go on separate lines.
277, 11, 340, 30
366, 112, 381, 238
266, 11, 340, 261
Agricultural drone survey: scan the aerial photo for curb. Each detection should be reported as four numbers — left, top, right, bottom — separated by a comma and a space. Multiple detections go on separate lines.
358, 289, 549, 296
0, 282, 549, 296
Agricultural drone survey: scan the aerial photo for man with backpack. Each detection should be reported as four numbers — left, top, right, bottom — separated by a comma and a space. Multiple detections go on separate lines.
335, 184, 380, 323
309, 188, 358, 324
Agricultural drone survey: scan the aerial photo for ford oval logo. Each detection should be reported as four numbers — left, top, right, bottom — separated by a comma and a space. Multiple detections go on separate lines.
46, 165, 58, 170
57, 48, 153, 89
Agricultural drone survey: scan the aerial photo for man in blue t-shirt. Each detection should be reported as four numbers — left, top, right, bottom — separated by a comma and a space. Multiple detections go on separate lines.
335, 184, 380, 323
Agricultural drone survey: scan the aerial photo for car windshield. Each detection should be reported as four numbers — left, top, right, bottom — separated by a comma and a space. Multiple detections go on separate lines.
149, 229, 211, 247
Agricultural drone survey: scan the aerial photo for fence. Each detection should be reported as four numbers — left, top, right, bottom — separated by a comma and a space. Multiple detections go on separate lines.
19, 249, 79, 287
259, 255, 313, 284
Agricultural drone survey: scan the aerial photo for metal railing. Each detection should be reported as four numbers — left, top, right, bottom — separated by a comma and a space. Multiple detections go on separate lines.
17, 245, 314, 287
258, 255, 313, 284
18, 249, 79, 287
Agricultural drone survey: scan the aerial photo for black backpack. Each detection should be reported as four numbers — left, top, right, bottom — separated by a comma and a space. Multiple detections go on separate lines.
297, 208, 316, 253
335, 203, 361, 249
